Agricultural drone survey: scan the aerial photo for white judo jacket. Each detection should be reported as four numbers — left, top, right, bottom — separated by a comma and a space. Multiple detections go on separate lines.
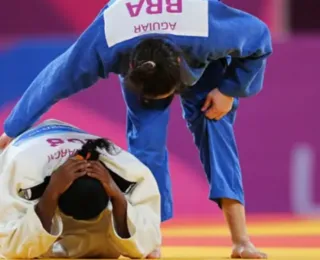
0, 120, 161, 259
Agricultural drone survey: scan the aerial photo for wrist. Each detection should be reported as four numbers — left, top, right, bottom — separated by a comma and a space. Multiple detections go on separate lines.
110, 190, 126, 203
104, 182, 123, 200
36, 189, 58, 218
42, 185, 60, 203
46, 181, 64, 199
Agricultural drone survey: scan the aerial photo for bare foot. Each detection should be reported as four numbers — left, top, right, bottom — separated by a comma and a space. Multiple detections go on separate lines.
231, 241, 267, 259
146, 247, 161, 259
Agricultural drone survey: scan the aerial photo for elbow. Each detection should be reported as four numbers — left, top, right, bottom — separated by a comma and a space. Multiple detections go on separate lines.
260, 21, 273, 57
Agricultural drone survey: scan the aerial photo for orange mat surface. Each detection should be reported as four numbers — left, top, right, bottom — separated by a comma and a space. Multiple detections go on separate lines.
159, 215, 320, 259
39, 215, 320, 260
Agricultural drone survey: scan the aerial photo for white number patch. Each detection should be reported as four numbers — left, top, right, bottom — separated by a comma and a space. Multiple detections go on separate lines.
104, 0, 209, 47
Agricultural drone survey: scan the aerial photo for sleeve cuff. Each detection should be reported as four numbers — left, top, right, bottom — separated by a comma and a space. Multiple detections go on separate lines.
27, 206, 63, 238
218, 81, 242, 97
4, 120, 20, 139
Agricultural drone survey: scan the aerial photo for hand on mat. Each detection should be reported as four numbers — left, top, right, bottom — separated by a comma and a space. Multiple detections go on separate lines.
87, 161, 121, 198
47, 158, 88, 198
201, 88, 234, 120
0, 133, 13, 149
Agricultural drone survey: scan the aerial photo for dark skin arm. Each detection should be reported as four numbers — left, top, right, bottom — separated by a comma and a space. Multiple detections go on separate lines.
35, 158, 89, 233
35, 188, 59, 233
87, 161, 130, 239
110, 191, 130, 239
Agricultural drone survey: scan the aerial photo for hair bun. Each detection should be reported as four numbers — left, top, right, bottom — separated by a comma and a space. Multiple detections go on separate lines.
128, 61, 157, 85
141, 61, 156, 69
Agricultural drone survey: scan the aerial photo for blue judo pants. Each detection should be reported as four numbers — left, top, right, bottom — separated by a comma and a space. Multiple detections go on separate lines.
120, 61, 244, 222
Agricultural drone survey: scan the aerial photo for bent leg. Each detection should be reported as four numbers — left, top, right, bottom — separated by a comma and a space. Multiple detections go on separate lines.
180, 62, 266, 258
181, 100, 244, 205
180, 62, 243, 205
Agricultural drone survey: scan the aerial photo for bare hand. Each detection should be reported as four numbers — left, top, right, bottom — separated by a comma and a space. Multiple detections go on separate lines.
0, 133, 13, 150
47, 158, 89, 198
87, 161, 121, 198
201, 88, 234, 120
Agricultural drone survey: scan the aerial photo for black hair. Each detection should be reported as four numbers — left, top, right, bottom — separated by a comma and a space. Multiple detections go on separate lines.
75, 138, 117, 161
58, 175, 108, 220
58, 138, 115, 220
124, 38, 181, 98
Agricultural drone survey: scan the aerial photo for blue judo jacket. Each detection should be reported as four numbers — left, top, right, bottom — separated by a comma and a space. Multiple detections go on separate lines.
4, 0, 272, 138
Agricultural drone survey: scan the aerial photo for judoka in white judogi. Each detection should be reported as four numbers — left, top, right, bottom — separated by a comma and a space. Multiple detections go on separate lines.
0, 120, 161, 259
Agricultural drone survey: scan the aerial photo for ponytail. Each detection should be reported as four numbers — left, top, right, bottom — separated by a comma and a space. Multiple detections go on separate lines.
75, 138, 116, 161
